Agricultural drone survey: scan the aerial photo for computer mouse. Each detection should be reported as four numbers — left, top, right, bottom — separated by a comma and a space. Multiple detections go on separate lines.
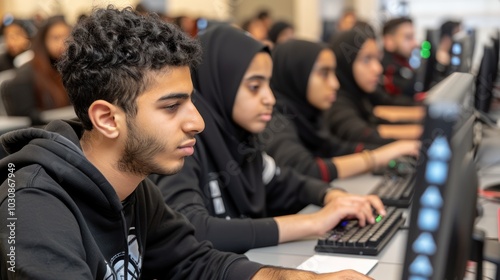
371, 156, 417, 176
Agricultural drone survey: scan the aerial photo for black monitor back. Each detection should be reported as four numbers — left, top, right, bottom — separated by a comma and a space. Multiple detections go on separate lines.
425, 72, 474, 106
475, 45, 499, 113
414, 29, 440, 92
448, 34, 474, 74
403, 74, 479, 280
493, 30, 500, 59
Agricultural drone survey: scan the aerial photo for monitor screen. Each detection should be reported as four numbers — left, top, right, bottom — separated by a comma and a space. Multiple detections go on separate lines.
402, 74, 479, 279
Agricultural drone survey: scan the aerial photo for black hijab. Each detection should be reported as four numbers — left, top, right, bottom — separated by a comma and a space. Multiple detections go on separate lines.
267, 21, 292, 44
330, 24, 379, 123
192, 25, 271, 217
270, 39, 332, 152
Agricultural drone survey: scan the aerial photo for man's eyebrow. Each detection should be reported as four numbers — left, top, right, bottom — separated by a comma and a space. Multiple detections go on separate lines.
156, 93, 191, 102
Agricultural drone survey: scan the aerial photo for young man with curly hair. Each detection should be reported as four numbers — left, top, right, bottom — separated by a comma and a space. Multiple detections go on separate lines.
0, 6, 371, 280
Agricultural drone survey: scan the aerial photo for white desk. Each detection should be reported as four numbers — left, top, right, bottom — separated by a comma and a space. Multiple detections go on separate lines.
245, 173, 500, 279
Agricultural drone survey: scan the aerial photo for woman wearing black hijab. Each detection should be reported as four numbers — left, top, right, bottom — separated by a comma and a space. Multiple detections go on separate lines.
150, 25, 384, 255
0, 18, 34, 72
267, 21, 294, 45
263, 40, 420, 181
325, 26, 422, 144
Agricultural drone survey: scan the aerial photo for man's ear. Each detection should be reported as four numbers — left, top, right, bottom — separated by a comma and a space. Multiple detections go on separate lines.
87, 100, 123, 139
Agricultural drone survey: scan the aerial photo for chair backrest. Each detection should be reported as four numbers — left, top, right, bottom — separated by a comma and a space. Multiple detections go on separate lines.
0, 70, 16, 116
0, 65, 37, 119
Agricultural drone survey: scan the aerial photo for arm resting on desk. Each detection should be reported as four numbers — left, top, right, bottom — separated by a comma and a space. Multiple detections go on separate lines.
373, 106, 425, 123
377, 124, 422, 140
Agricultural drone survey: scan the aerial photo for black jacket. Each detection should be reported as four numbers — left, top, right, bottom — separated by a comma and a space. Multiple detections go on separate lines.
262, 112, 382, 182
326, 88, 395, 145
381, 49, 417, 100
0, 120, 262, 280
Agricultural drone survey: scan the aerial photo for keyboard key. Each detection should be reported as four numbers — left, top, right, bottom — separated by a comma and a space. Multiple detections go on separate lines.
371, 173, 415, 207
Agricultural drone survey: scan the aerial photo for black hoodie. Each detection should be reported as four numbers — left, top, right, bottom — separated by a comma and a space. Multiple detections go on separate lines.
151, 25, 333, 254
326, 27, 395, 145
0, 120, 262, 279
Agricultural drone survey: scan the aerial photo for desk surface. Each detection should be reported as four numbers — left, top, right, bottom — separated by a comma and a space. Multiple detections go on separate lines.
245, 172, 500, 279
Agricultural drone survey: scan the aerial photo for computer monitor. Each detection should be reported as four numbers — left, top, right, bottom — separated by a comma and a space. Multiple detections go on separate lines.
426, 72, 478, 162
448, 33, 474, 75
466, 27, 477, 63
414, 29, 440, 93
475, 45, 499, 114
402, 73, 479, 280
493, 30, 500, 59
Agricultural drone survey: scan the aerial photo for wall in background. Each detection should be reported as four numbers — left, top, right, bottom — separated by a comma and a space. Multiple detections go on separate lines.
166, 0, 230, 19
294, 0, 322, 40
2, 0, 498, 66
233, 0, 294, 27
2, 0, 140, 24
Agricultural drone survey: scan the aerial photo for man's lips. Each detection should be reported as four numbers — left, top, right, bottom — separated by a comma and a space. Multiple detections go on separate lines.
178, 140, 196, 156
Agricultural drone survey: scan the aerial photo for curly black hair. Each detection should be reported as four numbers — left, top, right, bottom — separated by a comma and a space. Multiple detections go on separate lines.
58, 6, 202, 130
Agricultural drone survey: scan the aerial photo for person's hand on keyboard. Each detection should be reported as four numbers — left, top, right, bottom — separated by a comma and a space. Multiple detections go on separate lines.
371, 139, 421, 169
317, 190, 386, 234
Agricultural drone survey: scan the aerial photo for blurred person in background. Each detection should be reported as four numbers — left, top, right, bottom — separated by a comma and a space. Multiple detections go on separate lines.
327, 9, 358, 46
263, 39, 419, 182
267, 21, 294, 45
381, 17, 418, 99
1, 16, 71, 123
433, 20, 461, 84
174, 15, 198, 37
337, 9, 357, 32
31, 15, 72, 110
0, 17, 35, 72
256, 9, 273, 31
242, 17, 268, 42
326, 26, 423, 145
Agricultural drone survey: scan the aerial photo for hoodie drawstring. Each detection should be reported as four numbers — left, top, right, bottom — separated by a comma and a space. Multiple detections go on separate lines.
120, 212, 129, 280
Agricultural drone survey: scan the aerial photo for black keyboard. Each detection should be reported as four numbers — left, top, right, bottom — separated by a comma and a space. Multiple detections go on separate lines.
315, 207, 405, 256
370, 173, 416, 207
